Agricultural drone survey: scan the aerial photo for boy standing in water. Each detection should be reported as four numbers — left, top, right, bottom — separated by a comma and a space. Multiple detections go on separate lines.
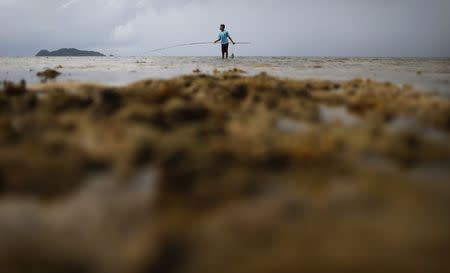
214, 24, 235, 59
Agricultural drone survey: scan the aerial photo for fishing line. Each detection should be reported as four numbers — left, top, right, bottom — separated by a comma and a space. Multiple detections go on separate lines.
147, 42, 251, 54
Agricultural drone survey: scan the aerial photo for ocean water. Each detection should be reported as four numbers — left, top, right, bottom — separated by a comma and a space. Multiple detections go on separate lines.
1, 57, 450, 95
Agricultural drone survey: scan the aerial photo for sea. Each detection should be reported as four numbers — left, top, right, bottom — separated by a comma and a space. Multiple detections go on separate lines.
1, 57, 449, 95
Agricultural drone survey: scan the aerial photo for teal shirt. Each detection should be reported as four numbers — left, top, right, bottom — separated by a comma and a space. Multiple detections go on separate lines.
218, 31, 230, 44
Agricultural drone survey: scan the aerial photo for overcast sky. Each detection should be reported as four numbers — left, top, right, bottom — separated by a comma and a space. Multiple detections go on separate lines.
0, 0, 449, 57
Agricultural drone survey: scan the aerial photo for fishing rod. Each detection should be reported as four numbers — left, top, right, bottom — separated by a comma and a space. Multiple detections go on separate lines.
148, 42, 252, 53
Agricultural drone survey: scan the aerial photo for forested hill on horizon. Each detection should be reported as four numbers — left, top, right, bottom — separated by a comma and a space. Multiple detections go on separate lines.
36, 48, 105, 57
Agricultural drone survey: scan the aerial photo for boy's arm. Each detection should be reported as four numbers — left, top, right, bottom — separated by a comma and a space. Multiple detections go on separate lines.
228, 34, 236, 44
214, 34, 221, 43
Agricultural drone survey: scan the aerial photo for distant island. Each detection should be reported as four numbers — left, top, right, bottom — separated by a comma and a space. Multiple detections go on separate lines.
36, 48, 105, 57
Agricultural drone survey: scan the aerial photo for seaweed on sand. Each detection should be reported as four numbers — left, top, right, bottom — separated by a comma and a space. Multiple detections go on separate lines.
36, 69, 61, 83
0, 72, 449, 273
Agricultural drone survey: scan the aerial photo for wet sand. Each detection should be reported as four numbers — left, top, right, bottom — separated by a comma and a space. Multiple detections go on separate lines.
1, 57, 450, 95
1, 70, 450, 272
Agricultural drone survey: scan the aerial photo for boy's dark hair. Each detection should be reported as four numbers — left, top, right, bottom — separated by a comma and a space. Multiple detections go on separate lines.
221, 24, 225, 28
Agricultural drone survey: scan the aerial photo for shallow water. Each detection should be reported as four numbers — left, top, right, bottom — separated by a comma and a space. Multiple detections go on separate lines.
1, 56, 450, 94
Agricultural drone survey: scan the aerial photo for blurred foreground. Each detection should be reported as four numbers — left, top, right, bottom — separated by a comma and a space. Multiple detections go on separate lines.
0, 70, 449, 272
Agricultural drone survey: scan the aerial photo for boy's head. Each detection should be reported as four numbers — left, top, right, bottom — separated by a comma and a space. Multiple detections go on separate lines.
220, 24, 225, 31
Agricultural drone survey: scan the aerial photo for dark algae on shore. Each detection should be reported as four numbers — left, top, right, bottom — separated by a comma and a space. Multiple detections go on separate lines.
36, 68, 61, 83
0, 71, 450, 273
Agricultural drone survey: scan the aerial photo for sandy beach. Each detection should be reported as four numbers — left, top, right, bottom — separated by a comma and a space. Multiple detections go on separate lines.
1, 68, 449, 272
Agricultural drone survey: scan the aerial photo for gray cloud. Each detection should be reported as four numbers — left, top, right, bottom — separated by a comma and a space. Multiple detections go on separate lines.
0, 0, 449, 56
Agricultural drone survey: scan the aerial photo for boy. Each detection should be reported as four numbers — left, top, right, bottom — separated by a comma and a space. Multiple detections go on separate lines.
214, 24, 235, 59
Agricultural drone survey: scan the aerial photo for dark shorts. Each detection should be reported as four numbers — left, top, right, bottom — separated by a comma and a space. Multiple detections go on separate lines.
221, 43, 229, 54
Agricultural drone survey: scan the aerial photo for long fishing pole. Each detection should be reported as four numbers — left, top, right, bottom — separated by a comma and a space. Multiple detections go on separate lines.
148, 42, 251, 53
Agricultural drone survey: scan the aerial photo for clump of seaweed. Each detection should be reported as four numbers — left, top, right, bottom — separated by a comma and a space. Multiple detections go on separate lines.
2, 80, 27, 96
36, 68, 61, 82
228, 68, 246, 73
